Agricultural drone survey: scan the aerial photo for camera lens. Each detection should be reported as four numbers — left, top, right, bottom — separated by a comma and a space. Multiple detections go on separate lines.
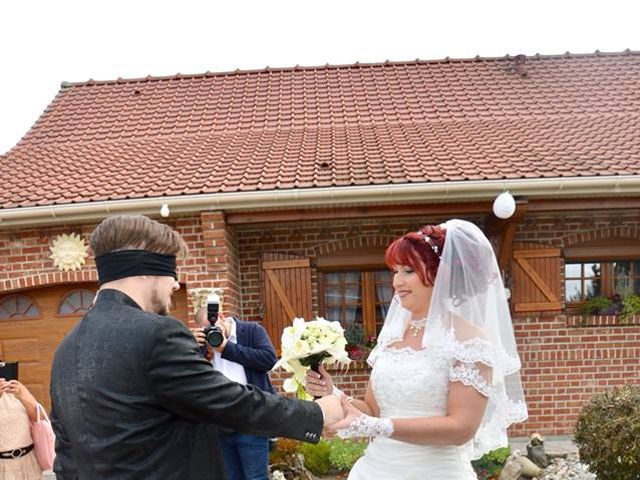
205, 326, 224, 347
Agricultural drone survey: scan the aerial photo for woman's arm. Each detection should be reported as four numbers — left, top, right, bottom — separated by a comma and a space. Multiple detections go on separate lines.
334, 373, 489, 446
390, 381, 488, 445
4, 380, 39, 421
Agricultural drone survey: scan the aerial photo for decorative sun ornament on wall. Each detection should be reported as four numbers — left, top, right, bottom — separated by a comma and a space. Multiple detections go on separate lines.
49, 233, 90, 272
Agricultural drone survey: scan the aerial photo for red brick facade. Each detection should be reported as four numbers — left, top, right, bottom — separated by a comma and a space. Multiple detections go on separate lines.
1, 209, 639, 436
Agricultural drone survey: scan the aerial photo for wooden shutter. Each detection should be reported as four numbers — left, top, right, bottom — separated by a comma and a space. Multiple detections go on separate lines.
512, 244, 562, 313
261, 253, 313, 352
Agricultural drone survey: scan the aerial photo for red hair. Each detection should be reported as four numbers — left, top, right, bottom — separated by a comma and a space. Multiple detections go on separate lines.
385, 225, 446, 286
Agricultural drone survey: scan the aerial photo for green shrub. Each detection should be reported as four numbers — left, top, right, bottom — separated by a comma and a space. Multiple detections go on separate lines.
471, 446, 511, 479
575, 384, 640, 480
300, 439, 332, 476
328, 438, 367, 471
621, 293, 640, 323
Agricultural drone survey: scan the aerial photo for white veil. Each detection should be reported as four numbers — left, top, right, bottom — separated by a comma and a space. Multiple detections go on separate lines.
369, 219, 528, 459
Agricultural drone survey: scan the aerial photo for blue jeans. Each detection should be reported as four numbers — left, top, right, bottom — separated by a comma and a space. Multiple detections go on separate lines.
218, 432, 269, 480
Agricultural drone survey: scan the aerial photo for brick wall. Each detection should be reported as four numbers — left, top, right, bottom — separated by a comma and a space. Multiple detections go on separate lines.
2, 209, 639, 437
236, 211, 640, 436
0, 215, 217, 319
507, 211, 640, 435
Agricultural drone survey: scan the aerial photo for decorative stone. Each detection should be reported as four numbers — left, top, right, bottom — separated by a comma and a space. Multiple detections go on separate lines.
517, 454, 544, 477
540, 453, 596, 480
49, 233, 89, 272
498, 453, 523, 480
527, 432, 550, 468
188, 288, 224, 311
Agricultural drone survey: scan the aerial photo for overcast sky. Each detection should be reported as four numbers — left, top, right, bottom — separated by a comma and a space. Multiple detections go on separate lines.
1, 0, 637, 154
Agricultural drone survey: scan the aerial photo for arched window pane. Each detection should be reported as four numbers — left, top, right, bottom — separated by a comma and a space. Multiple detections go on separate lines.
58, 290, 95, 315
0, 294, 41, 319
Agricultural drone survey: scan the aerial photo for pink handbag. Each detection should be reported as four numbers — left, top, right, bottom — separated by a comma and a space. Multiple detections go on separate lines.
30, 403, 56, 470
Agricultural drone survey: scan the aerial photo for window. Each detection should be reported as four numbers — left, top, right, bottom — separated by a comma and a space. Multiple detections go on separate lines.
613, 260, 640, 295
317, 246, 395, 340
319, 269, 393, 339
58, 289, 96, 315
564, 238, 640, 309
565, 260, 640, 302
564, 262, 601, 302
0, 294, 41, 319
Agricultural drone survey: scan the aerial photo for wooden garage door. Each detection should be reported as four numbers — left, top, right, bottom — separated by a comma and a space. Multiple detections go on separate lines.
0, 283, 188, 412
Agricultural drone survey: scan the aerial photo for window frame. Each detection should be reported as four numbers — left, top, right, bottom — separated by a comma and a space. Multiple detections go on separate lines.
316, 247, 392, 339
564, 238, 640, 312
56, 288, 97, 317
0, 293, 43, 321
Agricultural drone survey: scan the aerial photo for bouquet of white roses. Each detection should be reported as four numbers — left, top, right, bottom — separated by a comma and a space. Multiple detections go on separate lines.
273, 317, 351, 400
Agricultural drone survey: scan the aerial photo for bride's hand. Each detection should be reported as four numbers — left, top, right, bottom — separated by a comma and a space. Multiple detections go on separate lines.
327, 399, 363, 432
305, 364, 334, 397
331, 399, 395, 439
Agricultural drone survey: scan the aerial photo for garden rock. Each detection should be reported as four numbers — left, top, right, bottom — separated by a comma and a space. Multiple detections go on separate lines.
526, 433, 550, 468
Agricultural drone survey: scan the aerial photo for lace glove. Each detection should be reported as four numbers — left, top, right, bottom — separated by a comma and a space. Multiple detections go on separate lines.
336, 414, 394, 439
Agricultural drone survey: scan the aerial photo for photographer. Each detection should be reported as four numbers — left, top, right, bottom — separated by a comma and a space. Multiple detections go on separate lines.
192, 304, 277, 480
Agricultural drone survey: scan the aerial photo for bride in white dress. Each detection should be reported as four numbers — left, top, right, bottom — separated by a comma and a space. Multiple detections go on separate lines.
307, 219, 528, 480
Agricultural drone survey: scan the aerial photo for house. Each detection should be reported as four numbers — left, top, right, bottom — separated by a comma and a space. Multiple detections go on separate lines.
1, 51, 639, 436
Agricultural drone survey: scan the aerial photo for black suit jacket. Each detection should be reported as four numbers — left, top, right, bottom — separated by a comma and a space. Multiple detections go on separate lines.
50, 289, 322, 480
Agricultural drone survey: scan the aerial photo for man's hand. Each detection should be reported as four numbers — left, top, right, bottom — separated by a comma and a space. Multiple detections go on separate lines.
189, 327, 206, 346
213, 314, 234, 353
327, 400, 363, 431
315, 394, 348, 428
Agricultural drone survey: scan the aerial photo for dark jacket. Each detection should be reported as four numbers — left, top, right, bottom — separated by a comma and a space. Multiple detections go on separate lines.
50, 289, 322, 480
220, 319, 276, 394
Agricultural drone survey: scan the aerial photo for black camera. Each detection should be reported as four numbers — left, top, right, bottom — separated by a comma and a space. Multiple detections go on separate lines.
0, 361, 18, 381
203, 325, 224, 347
204, 300, 224, 347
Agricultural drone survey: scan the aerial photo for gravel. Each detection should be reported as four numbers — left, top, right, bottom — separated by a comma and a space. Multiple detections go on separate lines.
539, 453, 597, 480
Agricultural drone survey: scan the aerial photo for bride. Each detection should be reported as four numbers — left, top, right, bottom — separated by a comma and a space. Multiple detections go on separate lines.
307, 219, 528, 479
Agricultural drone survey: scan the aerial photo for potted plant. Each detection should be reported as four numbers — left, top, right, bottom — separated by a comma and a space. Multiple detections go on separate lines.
344, 324, 367, 361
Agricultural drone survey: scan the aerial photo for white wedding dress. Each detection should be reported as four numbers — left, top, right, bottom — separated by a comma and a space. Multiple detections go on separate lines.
348, 338, 478, 480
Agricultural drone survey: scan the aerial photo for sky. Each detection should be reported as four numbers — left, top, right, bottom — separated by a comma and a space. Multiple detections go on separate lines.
0, 0, 638, 154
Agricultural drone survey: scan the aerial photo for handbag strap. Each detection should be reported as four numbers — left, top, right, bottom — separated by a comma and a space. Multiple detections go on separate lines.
34, 403, 48, 422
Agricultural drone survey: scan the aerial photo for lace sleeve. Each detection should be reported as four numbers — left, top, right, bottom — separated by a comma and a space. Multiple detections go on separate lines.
449, 362, 491, 397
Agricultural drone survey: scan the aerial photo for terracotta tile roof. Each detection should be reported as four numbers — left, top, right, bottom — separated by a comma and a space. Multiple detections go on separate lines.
2, 51, 640, 209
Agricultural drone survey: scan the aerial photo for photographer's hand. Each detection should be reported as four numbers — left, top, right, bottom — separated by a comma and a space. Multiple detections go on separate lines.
189, 327, 207, 346
213, 314, 233, 353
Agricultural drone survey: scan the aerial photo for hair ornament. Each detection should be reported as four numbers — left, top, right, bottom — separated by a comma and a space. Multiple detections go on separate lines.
417, 231, 441, 259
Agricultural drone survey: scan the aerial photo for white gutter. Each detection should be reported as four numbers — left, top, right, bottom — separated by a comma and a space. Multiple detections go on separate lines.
1, 175, 639, 227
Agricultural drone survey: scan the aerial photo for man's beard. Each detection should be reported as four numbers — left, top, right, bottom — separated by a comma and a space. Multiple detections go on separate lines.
150, 289, 171, 316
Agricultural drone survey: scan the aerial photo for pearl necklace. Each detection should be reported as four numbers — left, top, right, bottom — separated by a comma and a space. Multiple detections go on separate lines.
407, 317, 428, 336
